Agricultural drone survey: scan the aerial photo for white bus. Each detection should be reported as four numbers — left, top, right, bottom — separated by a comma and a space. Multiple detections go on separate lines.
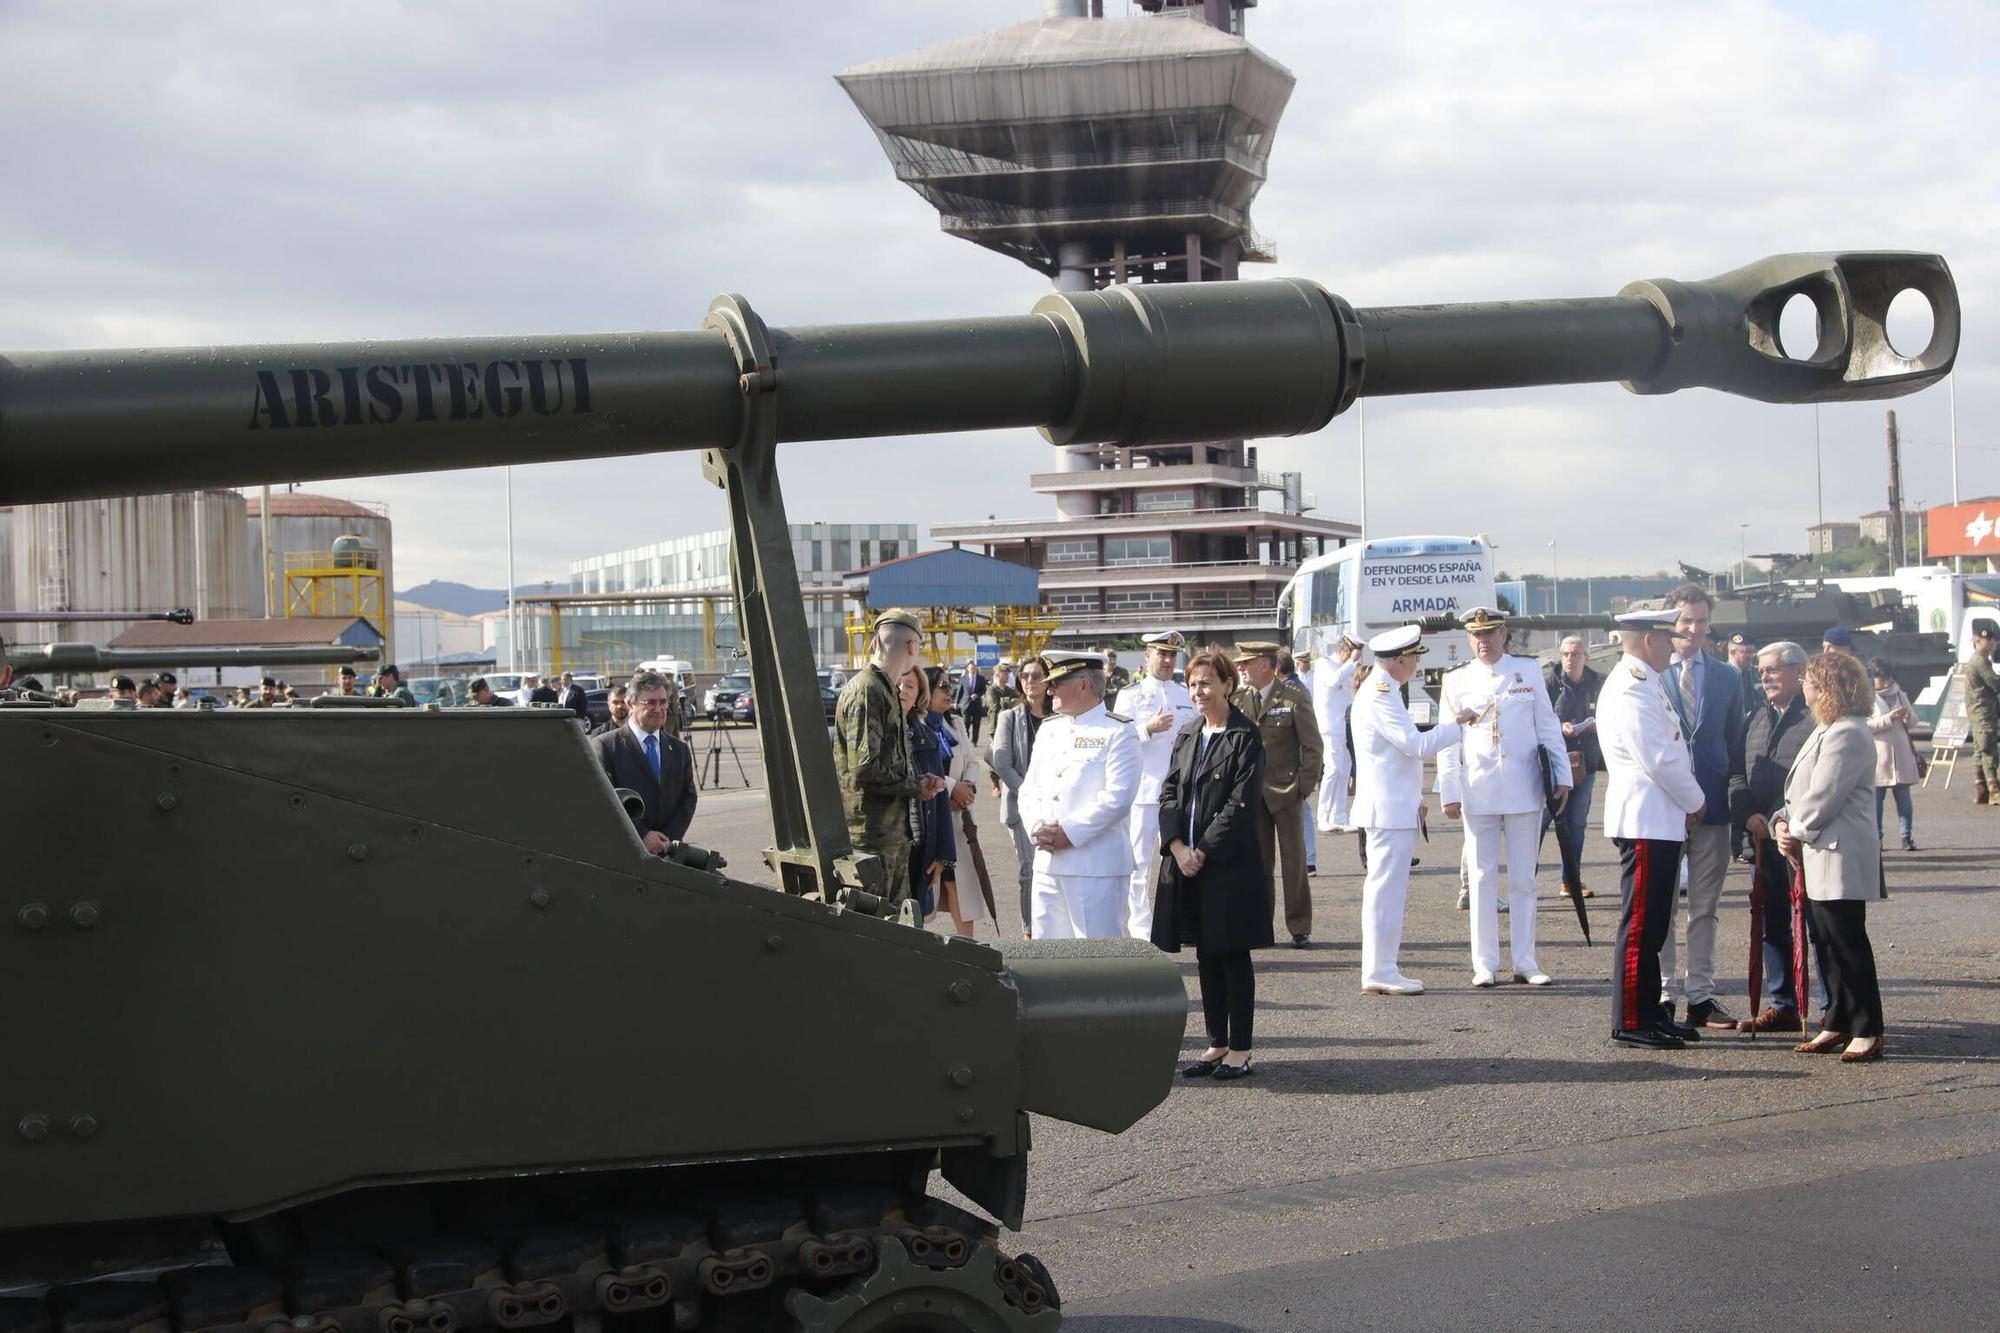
1278, 535, 1497, 671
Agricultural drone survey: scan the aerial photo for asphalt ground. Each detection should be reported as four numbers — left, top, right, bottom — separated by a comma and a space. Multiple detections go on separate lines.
681, 730, 1999, 1324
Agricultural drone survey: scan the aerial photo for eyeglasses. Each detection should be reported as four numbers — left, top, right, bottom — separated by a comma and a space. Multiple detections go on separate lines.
632, 697, 671, 709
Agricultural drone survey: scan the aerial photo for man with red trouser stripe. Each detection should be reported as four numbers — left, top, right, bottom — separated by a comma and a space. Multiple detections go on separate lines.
1598, 608, 1708, 1050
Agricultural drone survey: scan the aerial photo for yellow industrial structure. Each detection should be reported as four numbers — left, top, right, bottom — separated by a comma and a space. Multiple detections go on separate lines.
281, 535, 387, 680
841, 605, 1059, 670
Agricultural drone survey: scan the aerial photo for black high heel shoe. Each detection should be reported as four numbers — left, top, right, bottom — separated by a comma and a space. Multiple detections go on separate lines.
1212, 1056, 1256, 1081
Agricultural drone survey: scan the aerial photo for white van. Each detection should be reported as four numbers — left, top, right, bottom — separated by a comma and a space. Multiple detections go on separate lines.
1278, 535, 1497, 671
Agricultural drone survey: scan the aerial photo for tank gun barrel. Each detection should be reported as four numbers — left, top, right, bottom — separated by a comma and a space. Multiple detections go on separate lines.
3, 641, 379, 675
0, 608, 194, 624
0, 251, 1956, 505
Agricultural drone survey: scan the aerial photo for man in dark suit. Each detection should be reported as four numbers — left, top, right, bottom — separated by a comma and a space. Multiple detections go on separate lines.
528, 675, 560, 706
954, 659, 989, 743
1662, 585, 1747, 1030
590, 669, 697, 853
557, 671, 589, 721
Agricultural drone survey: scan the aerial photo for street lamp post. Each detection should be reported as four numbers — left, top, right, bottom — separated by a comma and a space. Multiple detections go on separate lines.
1547, 539, 1558, 614
1738, 523, 1748, 588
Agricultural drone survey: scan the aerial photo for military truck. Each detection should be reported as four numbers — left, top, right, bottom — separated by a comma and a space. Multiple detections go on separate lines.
0, 251, 1959, 1330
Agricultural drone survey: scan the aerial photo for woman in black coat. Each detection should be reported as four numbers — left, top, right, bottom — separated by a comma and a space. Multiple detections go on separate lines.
1151, 648, 1270, 1081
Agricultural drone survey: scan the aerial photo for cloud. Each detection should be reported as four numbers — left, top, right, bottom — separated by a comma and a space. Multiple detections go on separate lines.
1, 0, 1992, 584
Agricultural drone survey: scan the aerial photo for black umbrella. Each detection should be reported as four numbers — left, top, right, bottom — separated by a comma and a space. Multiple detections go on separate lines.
1539, 747, 1591, 944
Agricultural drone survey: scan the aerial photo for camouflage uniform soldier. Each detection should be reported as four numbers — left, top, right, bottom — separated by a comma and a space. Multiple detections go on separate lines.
834, 608, 945, 903
1966, 620, 2000, 805
984, 660, 1020, 721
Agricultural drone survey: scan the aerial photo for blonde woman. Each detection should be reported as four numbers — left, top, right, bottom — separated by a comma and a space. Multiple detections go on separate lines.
1773, 652, 1887, 1063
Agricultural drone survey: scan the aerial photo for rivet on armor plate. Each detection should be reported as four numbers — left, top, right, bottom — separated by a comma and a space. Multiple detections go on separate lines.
956, 1106, 975, 1123
156, 792, 177, 811
947, 980, 973, 1004
765, 934, 784, 951
347, 843, 369, 862
16, 1115, 49, 1143
529, 888, 551, 910
16, 903, 48, 931
69, 1112, 98, 1139
70, 901, 100, 930
947, 1064, 974, 1088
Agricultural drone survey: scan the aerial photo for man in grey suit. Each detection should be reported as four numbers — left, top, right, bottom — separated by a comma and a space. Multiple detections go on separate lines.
987, 655, 1052, 937
590, 669, 697, 853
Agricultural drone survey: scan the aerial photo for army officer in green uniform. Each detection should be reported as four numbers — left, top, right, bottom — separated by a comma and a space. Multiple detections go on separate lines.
1233, 641, 1324, 947
834, 608, 946, 905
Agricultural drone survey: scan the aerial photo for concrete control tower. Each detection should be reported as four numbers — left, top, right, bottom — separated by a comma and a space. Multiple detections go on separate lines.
840, 0, 1356, 644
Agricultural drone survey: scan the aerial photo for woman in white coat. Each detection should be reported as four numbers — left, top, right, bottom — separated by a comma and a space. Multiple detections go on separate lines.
1867, 657, 1921, 852
1774, 652, 1886, 1063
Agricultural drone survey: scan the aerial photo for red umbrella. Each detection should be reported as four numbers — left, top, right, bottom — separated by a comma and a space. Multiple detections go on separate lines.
1745, 828, 1766, 1037
1790, 856, 1810, 1031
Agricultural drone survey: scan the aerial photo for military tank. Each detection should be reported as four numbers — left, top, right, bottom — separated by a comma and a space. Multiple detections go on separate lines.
0, 251, 1959, 1330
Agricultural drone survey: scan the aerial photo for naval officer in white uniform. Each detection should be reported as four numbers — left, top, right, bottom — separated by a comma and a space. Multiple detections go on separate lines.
1114, 629, 1198, 939
1312, 630, 1364, 835
1437, 607, 1571, 987
1351, 626, 1479, 994
1019, 651, 1143, 939
1598, 607, 1707, 1049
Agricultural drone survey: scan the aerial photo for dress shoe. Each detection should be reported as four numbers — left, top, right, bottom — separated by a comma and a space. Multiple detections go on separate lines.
1361, 978, 1425, 996
1901, 836, 1917, 851
1738, 1006, 1803, 1034
1212, 1057, 1256, 1081
1613, 1027, 1685, 1050
1840, 1036, 1887, 1063
1455, 887, 1470, 911
1290, 932, 1310, 949
1794, 1031, 1849, 1054
1685, 998, 1736, 1030
1181, 1057, 1223, 1078
1735, 849, 1756, 865
1513, 971, 1552, 986
1656, 1018, 1702, 1042
1471, 970, 1497, 988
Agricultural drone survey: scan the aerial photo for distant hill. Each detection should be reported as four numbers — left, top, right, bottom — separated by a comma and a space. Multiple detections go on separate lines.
397, 580, 551, 617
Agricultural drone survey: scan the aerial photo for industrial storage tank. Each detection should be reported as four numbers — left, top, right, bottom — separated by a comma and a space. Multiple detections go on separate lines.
5, 489, 254, 647
245, 491, 396, 660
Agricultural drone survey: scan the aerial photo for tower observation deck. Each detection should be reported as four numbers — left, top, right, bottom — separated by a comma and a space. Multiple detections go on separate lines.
840, 0, 1357, 646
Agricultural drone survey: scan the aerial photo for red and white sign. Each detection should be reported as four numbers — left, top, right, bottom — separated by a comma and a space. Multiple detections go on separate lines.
1926, 500, 2000, 558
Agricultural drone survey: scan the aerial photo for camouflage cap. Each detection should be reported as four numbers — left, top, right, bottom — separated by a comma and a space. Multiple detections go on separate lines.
873, 608, 923, 635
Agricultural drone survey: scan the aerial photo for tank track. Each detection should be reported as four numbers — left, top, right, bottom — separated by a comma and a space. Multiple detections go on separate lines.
0, 1192, 1059, 1333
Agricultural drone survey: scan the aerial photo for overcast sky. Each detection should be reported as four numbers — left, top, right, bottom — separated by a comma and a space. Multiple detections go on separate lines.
4, 0, 1994, 587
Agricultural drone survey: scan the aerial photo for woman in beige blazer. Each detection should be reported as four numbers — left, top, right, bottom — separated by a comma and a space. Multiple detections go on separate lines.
1774, 653, 1886, 1062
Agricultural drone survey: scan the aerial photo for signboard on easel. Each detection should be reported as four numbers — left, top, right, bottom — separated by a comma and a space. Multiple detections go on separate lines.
1922, 667, 1970, 788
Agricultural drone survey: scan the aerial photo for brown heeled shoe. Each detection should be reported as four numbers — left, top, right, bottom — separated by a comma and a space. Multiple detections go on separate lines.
1794, 1031, 1849, 1054
1839, 1037, 1887, 1063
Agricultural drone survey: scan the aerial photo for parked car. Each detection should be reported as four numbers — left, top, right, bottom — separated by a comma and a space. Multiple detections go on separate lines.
703, 672, 753, 719
733, 684, 839, 727
408, 676, 466, 707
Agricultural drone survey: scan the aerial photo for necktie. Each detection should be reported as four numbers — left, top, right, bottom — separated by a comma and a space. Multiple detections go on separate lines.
643, 731, 662, 781
1663, 669, 1695, 742
1679, 655, 1701, 724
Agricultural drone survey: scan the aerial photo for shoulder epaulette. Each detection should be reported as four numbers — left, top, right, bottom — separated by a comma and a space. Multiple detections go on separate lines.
1105, 711, 1131, 724
1628, 665, 1647, 680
